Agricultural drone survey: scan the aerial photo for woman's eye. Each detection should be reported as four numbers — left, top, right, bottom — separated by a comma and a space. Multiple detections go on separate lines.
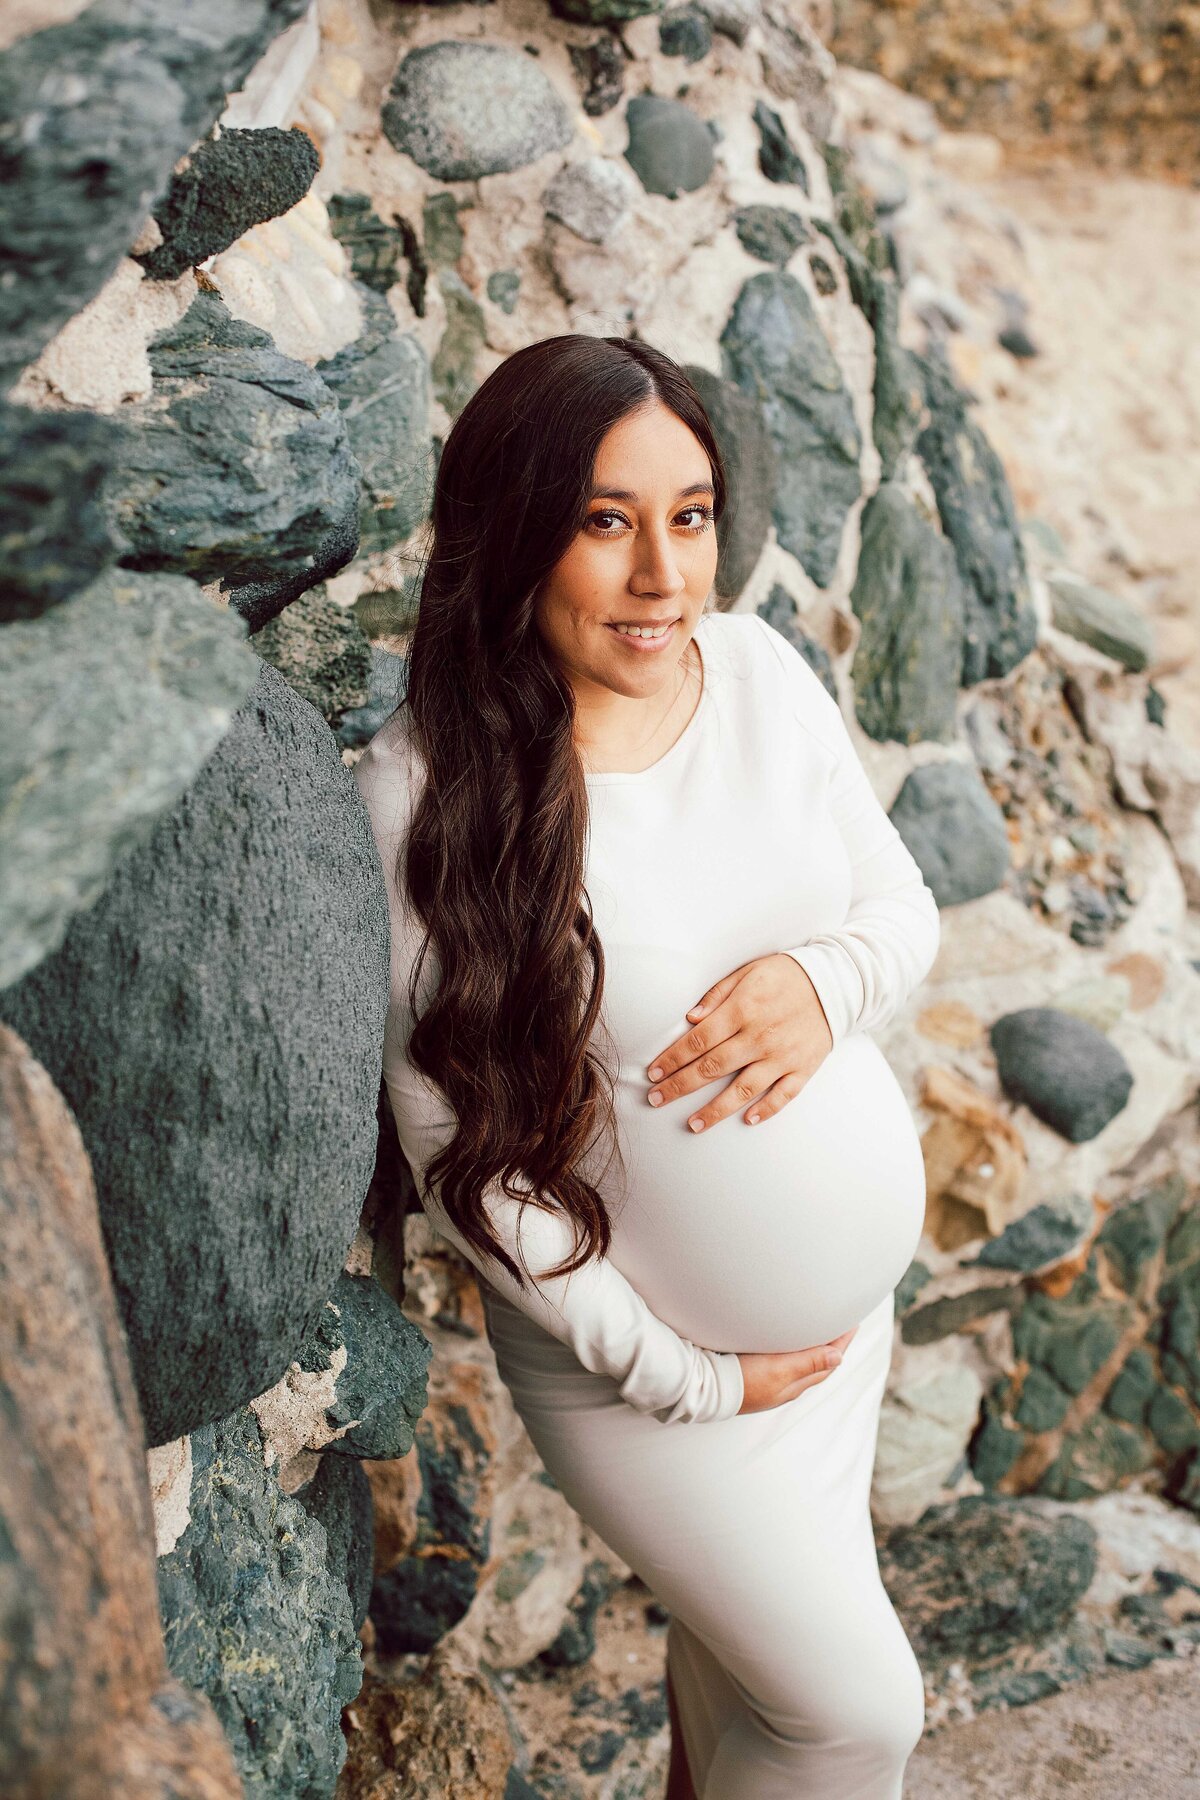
586, 505, 714, 536
679, 505, 714, 533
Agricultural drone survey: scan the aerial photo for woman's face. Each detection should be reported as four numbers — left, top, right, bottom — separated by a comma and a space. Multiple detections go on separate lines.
533, 399, 719, 715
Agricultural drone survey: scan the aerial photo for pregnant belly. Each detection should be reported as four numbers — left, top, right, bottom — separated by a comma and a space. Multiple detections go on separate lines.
604, 1030, 928, 1352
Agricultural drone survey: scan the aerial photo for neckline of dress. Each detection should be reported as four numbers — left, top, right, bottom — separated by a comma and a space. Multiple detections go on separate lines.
582, 614, 714, 786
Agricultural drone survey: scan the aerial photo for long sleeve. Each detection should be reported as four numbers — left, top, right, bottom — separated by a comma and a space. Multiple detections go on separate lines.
352, 719, 745, 1426
752, 615, 942, 1046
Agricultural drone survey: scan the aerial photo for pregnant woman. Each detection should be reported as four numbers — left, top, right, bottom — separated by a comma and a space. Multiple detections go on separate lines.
354, 334, 942, 1798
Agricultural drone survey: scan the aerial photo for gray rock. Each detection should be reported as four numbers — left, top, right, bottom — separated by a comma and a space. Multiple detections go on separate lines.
914, 340, 1039, 684
0, 402, 124, 621
431, 269, 488, 419
0, 663, 391, 1445
316, 284, 433, 554
487, 269, 522, 313
756, 585, 838, 700
543, 156, 639, 243
720, 270, 861, 588
101, 289, 361, 634
134, 125, 319, 282
888, 761, 1010, 906
568, 35, 627, 115
1046, 570, 1154, 673
973, 1193, 1095, 1272
990, 1007, 1134, 1144
156, 1407, 362, 1799
848, 482, 965, 745
382, 41, 574, 181
684, 365, 776, 599
753, 99, 809, 191
0, 0, 310, 394
732, 203, 811, 266
880, 1494, 1098, 1665
659, 6, 713, 60
820, 216, 924, 482
254, 585, 373, 726
295, 1451, 376, 1635
0, 568, 257, 991
624, 94, 714, 197
337, 645, 410, 751
294, 1272, 431, 1461
551, 0, 663, 19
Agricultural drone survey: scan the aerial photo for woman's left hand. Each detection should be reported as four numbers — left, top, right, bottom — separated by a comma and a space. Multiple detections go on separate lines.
644, 954, 834, 1134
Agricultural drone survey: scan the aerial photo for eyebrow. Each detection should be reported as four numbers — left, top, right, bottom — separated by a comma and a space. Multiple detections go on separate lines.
587, 481, 714, 503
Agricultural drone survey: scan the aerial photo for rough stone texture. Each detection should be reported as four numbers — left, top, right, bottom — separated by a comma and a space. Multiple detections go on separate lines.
685, 364, 776, 601
990, 1006, 1135, 1143
881, 1494, 1099, 1667
888, 761, 1012, 908
134, 125, 320, 282
0, 567, 259, 991
732, 202, 811, 266
0, 0, 311, 393
1047, 568, 1155, 672
970, 1192, 1096, 1273
336, 1650, 513, 1798
0, 663, 391, 1446
337, 643, 410, 751
847, 480, 965, 744
721, 269, 862, 588
315, 283, 433, 555
914, 340, 1040, 685
543, 155, 640, 244
156, 1406, 363, 1800
382, 40, 574, 181
431, 269, 488, 419
254, 585, 373, 727
567, 34, 627, 114
293, 1271, 431, 1462
0, 400, 124, 621
623, 94, 715, 197
753, 97, 809, 190
102, 289, 361, 634
327, 189, 423, 313
295, 1451, 376, 1636
0, 1024, 242, 1800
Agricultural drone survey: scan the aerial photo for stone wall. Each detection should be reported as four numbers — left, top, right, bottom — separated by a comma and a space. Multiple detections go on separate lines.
2, 0, 1200, 1794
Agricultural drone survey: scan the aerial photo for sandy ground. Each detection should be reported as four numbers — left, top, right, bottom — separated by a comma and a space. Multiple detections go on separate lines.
906, 1650, 1200, 1797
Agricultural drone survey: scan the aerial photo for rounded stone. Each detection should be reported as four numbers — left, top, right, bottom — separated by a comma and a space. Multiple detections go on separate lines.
382, 41, 574, 181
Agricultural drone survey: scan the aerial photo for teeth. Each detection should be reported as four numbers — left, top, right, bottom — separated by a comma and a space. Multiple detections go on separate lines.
612, 622, 673, 638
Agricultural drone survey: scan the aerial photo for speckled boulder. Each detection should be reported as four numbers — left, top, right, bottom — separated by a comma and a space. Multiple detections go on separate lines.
0, 402, 124, 621
0, 664, 391, 1446
382, 41, 574, 181
293, 1271, 431, 1462
990, 1006, 1134, 1143
134, 126, 320, 282
157, 1407, 363, 1799
0, 568, 258, 991
101, 290, 361, 634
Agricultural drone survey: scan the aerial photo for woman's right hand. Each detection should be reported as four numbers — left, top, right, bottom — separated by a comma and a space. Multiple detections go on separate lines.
735, 1324, 859, 1415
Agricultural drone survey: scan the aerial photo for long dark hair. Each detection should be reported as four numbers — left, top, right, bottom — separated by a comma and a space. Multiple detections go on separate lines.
398, 335, 728, 1292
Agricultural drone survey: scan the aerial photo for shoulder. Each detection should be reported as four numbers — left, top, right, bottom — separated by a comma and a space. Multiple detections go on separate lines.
701, 608, 844, 756
352, 704, 425, 849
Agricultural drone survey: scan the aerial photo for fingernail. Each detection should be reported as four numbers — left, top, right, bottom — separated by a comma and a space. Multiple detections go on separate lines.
648, 1091, 662, 1107
648, 1065, 663, 1081
688, 1117, 705, 1132
827, 1351, 843, 1366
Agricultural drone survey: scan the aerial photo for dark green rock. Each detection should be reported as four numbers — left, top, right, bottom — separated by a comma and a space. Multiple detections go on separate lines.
1104, 1347, 1157, 1424
1014, 1365, 1071, 1432
1036, 1412, 1158, 1500
914, 341, 1039, 685
1097, 1175, 1186, 1295
316, 284, 433, 553
0, 664, 390, 1445
1012, 1288, 1130, 1397
134, 126, 319, 281
157, 1408, 362, 1799
847, 481, 965, 744
424, 191, 466, 268
539, 1560, 623, 1669
991, 1007, 1134, 1144
659, 6, 712, 60
888, 762, 1010, 905
879, 1494, 1097, 1664
1147, 1383, 1200, 1456
487, 269, 522, 313
720, 270, 861, 589
0, 568, 257, 990
294, 1272, 431, 1461
815, 215, 923, 482
753, 99, 808, 190
684, 364, 775, 599
973, 1195, 1093, 1273
255, 586, 373, 726
295, 1451, 376, 1634
971, 1403, 1024, 1489
895, 1259, 934, 1314
101, 289, 361, 634
0, 401, 124, 621
431, 270, 487, 419
732, 204, 811, 266
328, 191, 425, 317
901, 1285, 1019, 1346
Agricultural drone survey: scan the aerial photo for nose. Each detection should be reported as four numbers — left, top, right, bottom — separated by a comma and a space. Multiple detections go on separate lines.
629, 523, 687, 600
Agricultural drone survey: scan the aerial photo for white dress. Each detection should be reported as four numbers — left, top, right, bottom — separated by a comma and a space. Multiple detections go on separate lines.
355, 608, 942, 1798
